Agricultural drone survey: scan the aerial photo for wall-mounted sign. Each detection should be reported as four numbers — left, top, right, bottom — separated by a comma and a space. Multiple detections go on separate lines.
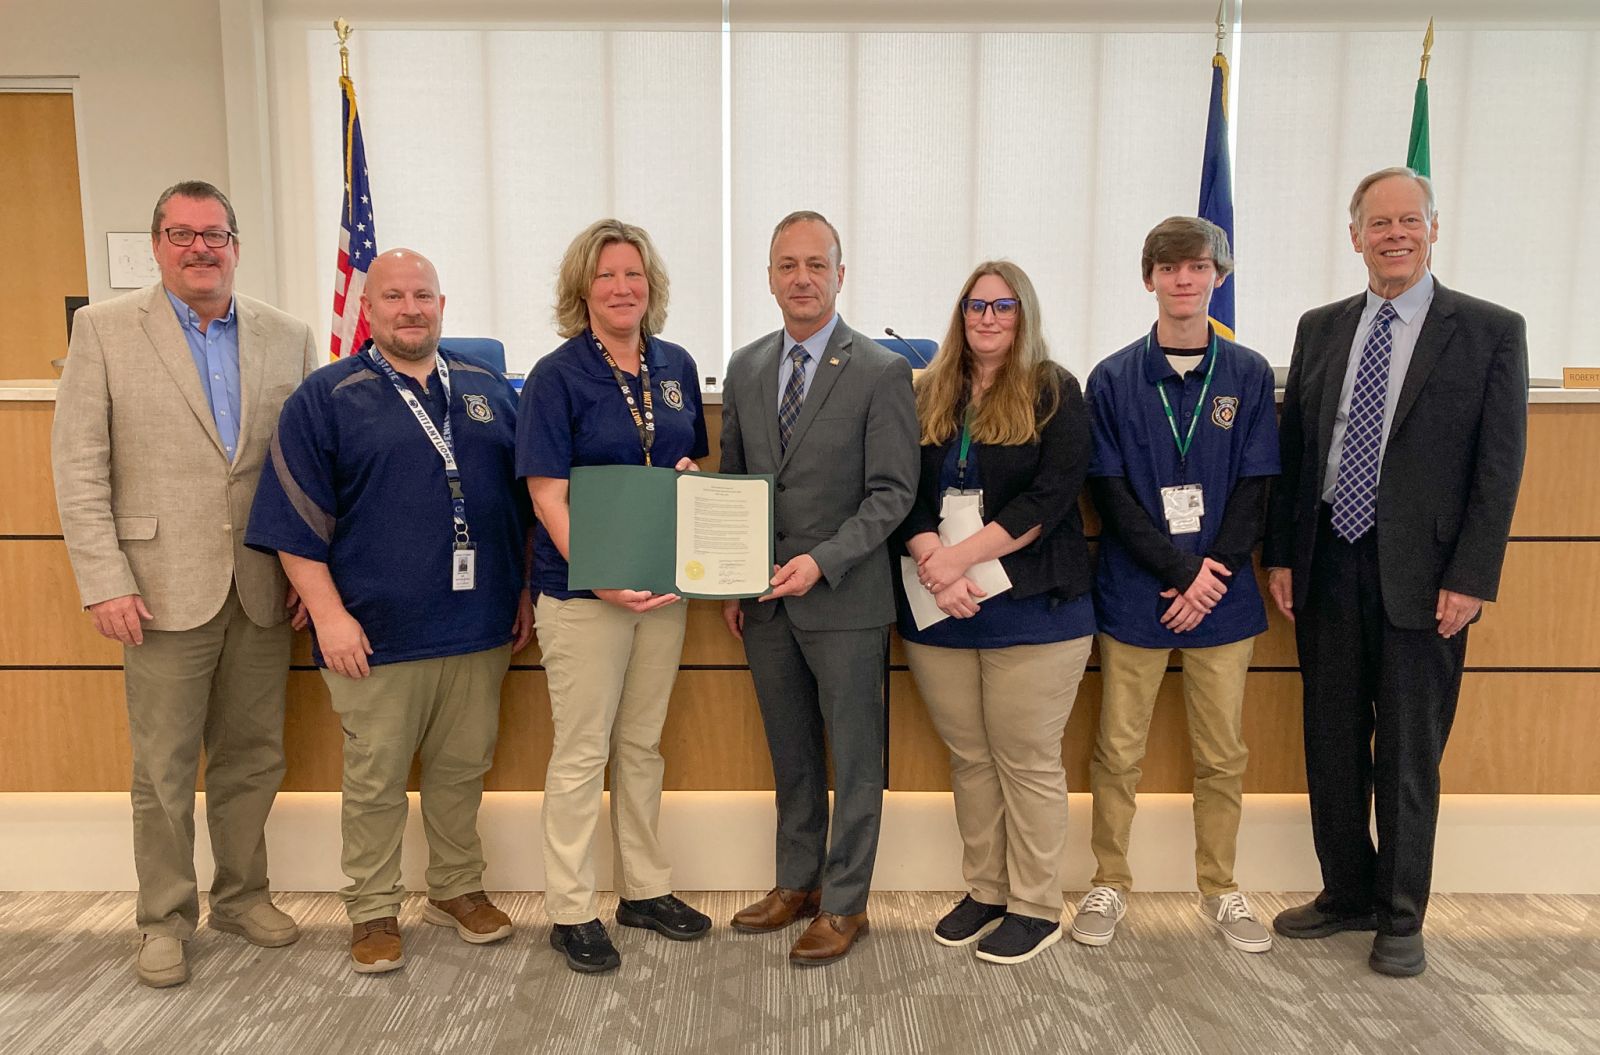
106, 232, 160, 289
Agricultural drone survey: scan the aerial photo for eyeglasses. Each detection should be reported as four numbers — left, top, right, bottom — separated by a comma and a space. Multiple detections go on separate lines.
961, 298, 1019, 319
161, 228, 236, 249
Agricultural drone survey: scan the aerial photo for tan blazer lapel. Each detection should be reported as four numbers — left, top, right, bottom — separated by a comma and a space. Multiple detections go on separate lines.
139, 285, 227, 459
234, 298, 268, 462
779, 322, 852, 471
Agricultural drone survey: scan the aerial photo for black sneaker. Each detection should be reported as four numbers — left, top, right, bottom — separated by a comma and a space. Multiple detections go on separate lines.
933, 895, 1007, 947
550, 919, 621, 973
616, 894, 712, 941
975, 913, 1063, 965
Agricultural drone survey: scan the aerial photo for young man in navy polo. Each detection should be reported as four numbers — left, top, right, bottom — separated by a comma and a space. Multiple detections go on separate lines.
247, 249, 533, 974
1073, 217, 1279, 954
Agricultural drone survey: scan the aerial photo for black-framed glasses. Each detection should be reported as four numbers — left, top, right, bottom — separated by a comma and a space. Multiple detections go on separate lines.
961, 297, 1019, 318
161, 228, 235, 249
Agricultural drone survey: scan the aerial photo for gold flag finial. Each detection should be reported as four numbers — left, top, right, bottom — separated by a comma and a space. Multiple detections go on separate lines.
1215, 0, 1226, 53
334, 18, 353, 80
1419, 17, 1434, 80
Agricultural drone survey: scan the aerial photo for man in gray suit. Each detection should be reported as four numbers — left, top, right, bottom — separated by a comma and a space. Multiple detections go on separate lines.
52, 181, 318, 988
721, 211, 918, 965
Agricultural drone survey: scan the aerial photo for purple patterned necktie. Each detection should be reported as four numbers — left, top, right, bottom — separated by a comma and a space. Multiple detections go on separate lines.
778, 345, 809, 454
1331, 301, 1399, 542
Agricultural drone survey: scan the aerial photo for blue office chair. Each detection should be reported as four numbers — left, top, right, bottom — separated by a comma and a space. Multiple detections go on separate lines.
441, 337, 507, 374
879, 329, 937, 368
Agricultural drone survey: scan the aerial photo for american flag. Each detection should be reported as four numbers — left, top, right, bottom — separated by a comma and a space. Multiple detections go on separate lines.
330, 73, 377, 359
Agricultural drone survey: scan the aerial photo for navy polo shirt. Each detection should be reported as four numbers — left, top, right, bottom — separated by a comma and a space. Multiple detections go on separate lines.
515, 332, 709, 600
1087, 328, 1279, 649
897, 441, 1096, 649
246, 347, 528, 668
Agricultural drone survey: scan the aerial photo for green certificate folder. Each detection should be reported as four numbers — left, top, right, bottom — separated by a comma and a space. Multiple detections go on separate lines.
567, 465, 775, 599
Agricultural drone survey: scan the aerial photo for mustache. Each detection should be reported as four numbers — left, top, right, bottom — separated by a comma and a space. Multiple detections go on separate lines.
183, 253, 221, 267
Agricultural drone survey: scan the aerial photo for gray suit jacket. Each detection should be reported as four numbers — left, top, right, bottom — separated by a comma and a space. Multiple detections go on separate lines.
52, 284, 319, 631
720, 318, 918, 631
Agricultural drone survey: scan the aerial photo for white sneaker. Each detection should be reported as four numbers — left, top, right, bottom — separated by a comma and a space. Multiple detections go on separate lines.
1070, 886, 1127, 947
1200, 892, 1273, 953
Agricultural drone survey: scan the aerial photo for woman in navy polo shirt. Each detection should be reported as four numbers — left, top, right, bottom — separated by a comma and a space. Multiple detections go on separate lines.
516, 219, 710, 974
897, 260, 1095, 965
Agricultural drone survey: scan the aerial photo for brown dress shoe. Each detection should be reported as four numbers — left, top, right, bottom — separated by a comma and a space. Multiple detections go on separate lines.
351, 917, 404, 974
732, 887, 822, 933
423, 891, 513, 944
789, 911, 869, 965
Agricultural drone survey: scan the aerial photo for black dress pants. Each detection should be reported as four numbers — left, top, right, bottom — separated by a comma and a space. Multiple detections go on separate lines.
1295, 505, 1468, 936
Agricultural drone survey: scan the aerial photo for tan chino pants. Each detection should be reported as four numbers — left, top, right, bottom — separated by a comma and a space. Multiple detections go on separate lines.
1089, 633, 1254, 897
536, 595, 688, 925
905, 635, 1093, 920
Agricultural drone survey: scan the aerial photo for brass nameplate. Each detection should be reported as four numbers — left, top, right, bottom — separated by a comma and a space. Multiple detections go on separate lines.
1563, 367, 1600, 389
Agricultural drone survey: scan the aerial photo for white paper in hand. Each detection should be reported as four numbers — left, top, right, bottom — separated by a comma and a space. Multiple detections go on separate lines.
937, 497, 1012, 598
900, 557, 948, 631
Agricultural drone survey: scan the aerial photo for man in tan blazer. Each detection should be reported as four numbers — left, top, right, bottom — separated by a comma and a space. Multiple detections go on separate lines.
52, 181, 318, 988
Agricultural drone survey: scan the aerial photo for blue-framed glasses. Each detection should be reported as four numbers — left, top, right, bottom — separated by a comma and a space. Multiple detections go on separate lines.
961, 298, 1019, 318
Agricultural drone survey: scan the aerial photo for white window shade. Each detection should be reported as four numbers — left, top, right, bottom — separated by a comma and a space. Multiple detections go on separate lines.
267, 13, 1599, 381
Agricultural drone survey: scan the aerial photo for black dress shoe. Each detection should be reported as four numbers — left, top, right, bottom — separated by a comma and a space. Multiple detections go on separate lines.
1369, 933, 1426, 977
550, 919, 621, 973
1273, 899, 1379, 939
616, 894, 712, 941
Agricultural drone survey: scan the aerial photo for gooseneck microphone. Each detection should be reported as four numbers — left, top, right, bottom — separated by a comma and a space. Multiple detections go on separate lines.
883, 327, 932, 368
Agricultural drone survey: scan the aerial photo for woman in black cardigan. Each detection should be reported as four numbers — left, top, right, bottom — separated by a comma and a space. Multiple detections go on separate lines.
899, 260, 1094, 966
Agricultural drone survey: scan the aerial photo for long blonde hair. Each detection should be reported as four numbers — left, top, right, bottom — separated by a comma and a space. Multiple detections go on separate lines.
915, 260, 1060, 446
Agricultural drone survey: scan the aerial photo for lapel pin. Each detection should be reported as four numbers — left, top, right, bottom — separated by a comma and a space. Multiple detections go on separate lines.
828, 357, 840, 366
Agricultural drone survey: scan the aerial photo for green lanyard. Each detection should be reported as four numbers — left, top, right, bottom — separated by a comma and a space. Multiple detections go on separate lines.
956, 406, 975, 490
1150, 331, 1217, 462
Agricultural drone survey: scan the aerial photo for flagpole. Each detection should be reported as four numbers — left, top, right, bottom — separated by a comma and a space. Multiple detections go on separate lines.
1407, 18, 1433, 178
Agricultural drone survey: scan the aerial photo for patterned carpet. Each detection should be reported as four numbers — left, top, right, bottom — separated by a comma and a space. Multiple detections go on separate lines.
1, 891, 1596, 1055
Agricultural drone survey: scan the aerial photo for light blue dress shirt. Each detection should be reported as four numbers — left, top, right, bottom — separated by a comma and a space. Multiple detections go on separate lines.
1322, 272, 1435, 500
166, 289, 242, 461
776, 312, 840, 408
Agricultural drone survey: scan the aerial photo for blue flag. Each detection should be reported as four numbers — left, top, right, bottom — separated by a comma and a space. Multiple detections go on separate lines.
1198, 53, 1235, 339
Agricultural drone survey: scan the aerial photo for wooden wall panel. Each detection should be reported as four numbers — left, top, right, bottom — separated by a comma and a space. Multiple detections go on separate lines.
0, 670, 129, 791
0, 402, 62, 535
1443, 674, 1600, 794
1512, 407, 1600, 538
1466, 542, 1600, 668
0, 540, 120, 664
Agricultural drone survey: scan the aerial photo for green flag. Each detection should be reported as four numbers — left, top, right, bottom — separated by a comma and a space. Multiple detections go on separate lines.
1407, 77, 1430, 177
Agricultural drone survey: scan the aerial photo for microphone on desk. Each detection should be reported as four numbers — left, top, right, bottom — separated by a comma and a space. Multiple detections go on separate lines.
883, 327, 932, 369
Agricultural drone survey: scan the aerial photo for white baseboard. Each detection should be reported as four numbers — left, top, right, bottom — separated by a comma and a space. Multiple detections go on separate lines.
1, 791, 1596, 894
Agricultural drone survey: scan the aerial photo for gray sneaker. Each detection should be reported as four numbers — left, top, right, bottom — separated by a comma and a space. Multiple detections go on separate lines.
1070, 886, 1127, 947
1200, 892, 1273, 953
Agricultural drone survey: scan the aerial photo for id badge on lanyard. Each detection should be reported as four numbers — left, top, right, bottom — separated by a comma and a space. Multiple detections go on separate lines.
1150, 330, 1217, 537
367, 348, 476, 590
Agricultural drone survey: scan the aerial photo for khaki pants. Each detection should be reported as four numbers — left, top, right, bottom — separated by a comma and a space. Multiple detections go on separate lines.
905, 636, 1093, 919
324, 644, 511, 923
123, 587, 291, 939
537, 595, 687, 925
1090, 633, 1254, 897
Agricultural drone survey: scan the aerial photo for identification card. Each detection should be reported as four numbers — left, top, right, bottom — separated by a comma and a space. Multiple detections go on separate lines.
452, 546, 477, 591
1160, 484, 1204, 536
940, 489, 983, 519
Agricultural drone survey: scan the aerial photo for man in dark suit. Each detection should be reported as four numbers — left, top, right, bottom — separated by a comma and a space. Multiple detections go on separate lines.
1264, 167, 1528, 977
719, 210, 919, 965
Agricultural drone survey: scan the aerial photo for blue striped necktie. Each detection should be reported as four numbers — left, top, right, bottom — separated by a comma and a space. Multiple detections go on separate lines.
1331, 300, 1399, 542
779, 345, 809, 454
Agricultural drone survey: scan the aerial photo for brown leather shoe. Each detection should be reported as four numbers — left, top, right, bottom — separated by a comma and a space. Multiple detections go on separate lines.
350, 916, 404, 974
732, 887, 822, 933
789, 911, 869, 965
423, 891, 513, 944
